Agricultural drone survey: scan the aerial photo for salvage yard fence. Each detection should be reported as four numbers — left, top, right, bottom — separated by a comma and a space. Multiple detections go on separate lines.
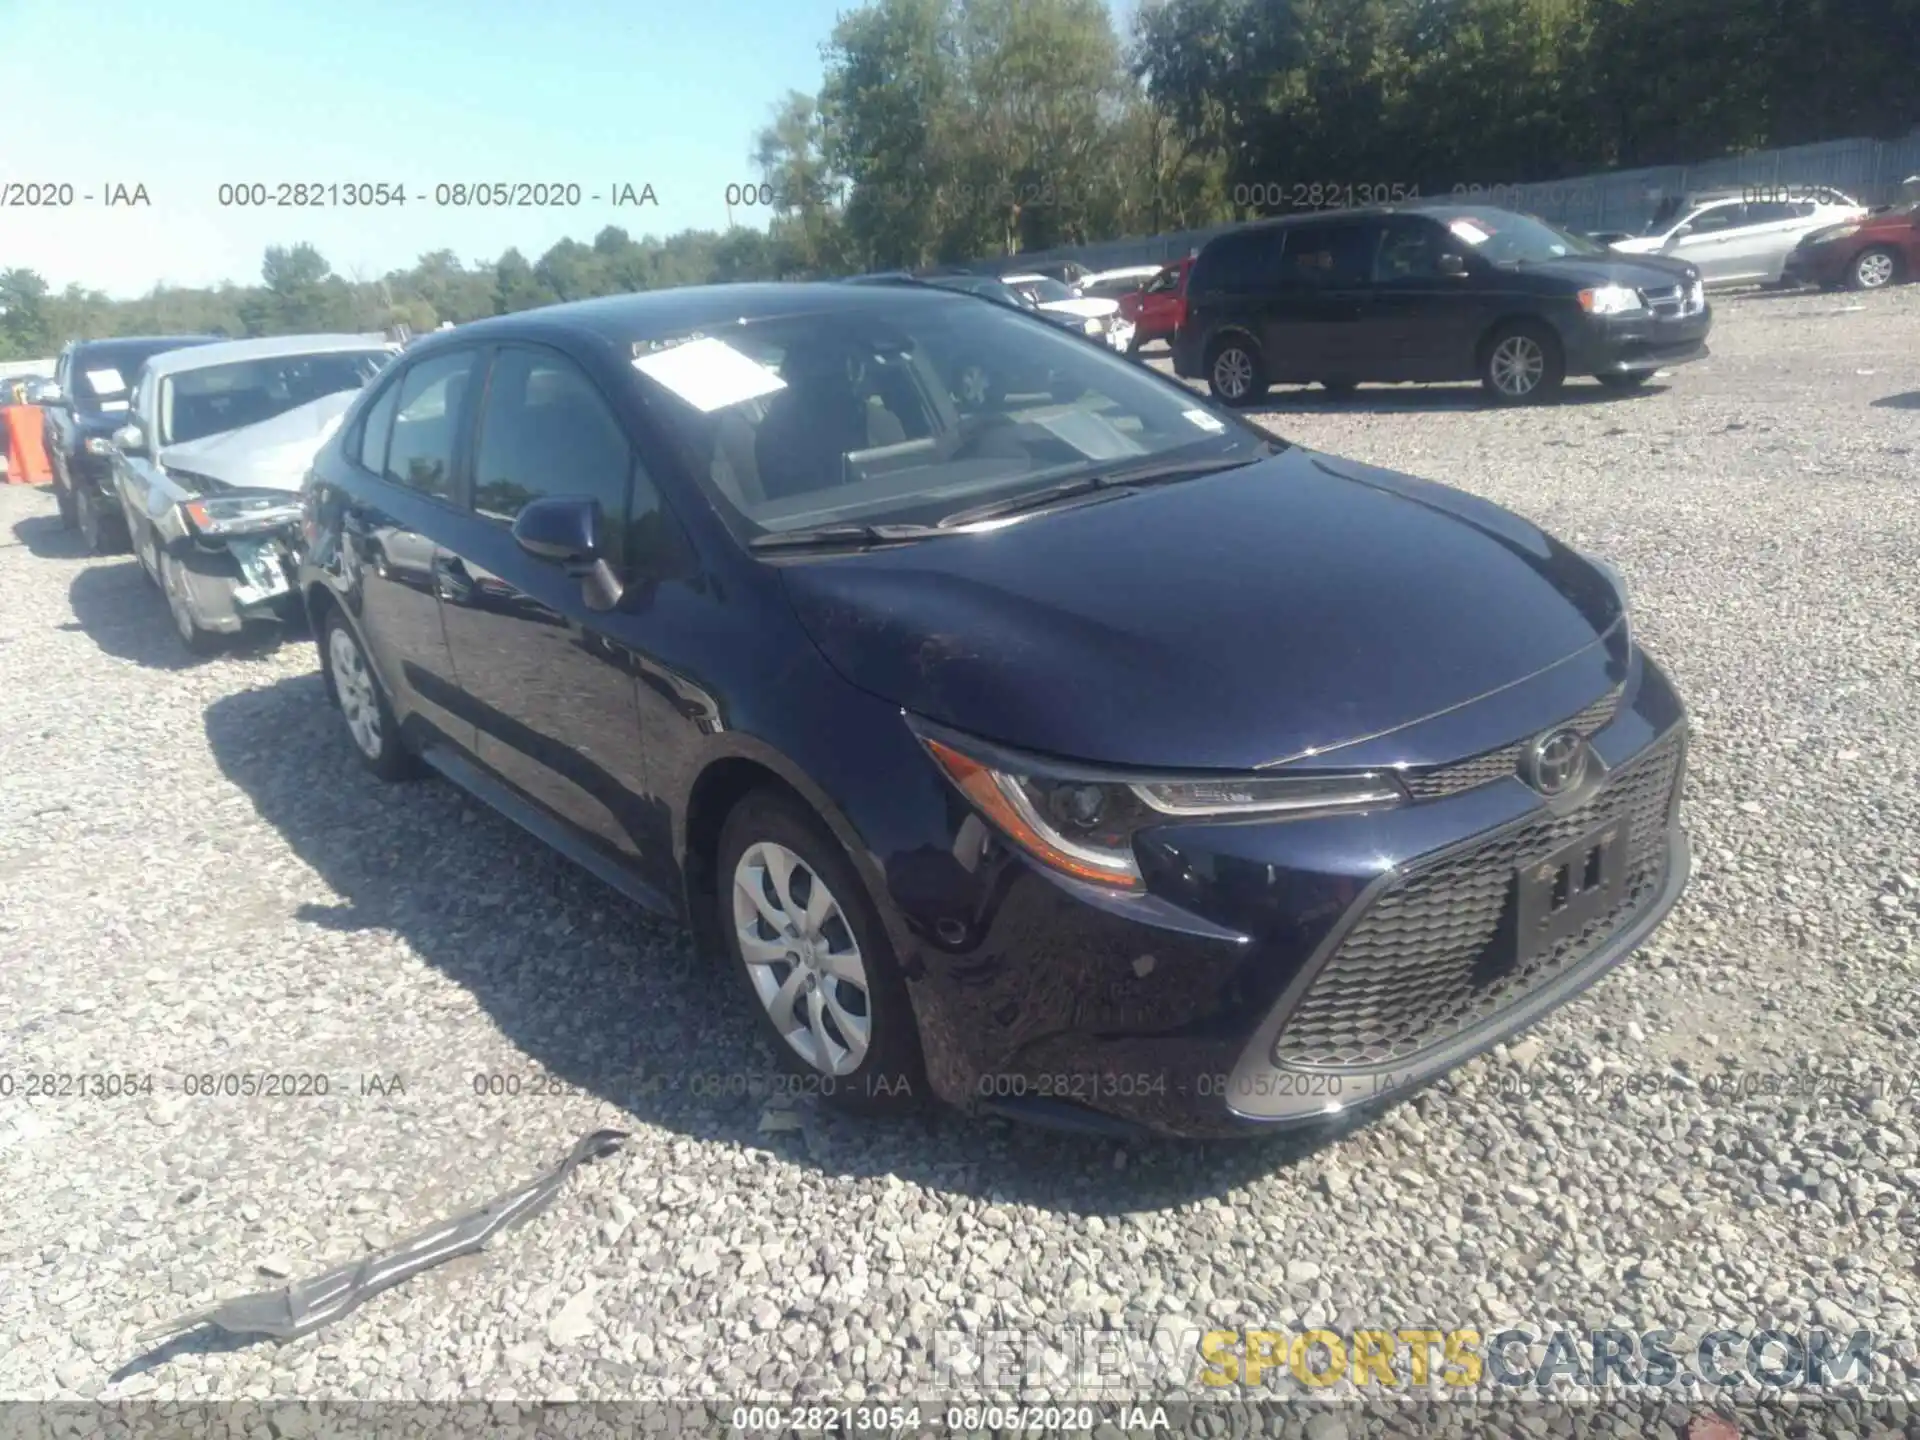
994, 129, 1920, 275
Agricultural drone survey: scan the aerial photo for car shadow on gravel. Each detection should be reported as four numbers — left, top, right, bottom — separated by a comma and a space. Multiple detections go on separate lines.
65, 558, 295, 672
1871, 390, 1920, 410
9, 509, 83, 559
206, 676, 1364, 1214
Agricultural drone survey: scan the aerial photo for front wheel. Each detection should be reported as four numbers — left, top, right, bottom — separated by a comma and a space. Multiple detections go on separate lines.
158, 549, 222, 656
76, 486, 128, 556
1206, 336, 1269, 407
52, 463, 77, 529
1481, 322, 1565, 405
1849, 247, 1899, 291
717, 789, 926, 1115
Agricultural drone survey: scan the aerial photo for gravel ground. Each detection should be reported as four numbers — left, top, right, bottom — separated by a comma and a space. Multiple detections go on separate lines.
1, 285, 1917, 1431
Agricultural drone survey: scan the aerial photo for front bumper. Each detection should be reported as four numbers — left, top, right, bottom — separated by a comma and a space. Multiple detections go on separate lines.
1565, 307, 1712, 376
893, 650, 1691, 1138
1782, 247, 1848, 287
166, 529, 300, 634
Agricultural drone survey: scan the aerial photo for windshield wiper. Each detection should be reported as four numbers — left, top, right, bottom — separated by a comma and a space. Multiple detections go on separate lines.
749, 522, 946, 552
937, 450, 1274, 529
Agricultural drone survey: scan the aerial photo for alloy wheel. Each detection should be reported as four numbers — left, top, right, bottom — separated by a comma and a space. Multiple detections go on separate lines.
160, 552, 199, 646
1212, 347, 1254, 400
1854, 250, 1896, 290
1489, 335, 1546, 398
328, 624, 385, 761
731, 840, 872, 1076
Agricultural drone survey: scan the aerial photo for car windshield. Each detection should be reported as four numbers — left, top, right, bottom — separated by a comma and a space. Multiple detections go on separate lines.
1431, 209, 1605, 263
71, 341, 208, 411
629, 298, 1272, 537
160, 349, 392, 445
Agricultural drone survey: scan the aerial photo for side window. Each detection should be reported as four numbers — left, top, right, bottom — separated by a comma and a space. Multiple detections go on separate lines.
1279, 222, 1374, 286
1145, 267, 1178, 295
1683, 204, 1745, 234
354, 376, 401, 476
471, 347, 633, 563
383, 350, 477, 502
1372, 218, 1450, 281
1742, 201, 1796, 224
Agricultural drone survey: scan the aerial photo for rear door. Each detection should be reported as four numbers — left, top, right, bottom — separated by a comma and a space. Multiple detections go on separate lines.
1667, 201, 1748, 281
342, 347, 479, 750
1263, 219, 1376, 383
434, 343, 657, 863
1719, 199, 1809, 281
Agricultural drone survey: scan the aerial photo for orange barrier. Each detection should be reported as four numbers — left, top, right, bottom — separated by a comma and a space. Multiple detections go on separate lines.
1, 405, 53, 484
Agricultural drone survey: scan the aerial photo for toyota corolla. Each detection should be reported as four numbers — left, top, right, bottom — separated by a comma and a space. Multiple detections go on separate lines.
297, 282, 1690, 1139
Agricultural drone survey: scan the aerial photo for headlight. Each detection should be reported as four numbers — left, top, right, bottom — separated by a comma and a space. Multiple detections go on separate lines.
1589, 555, 1633, 653
915, 723, 1406, 891
1686, 278, 1705, 311
182, 492, 304, 537
1578, 284, 1643, 316
1812, 222, 1861, 244
83, 436, 115, 456
1082, 317, 1102, 335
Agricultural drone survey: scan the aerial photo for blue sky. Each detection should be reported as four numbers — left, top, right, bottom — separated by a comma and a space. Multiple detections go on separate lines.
0, 0, 878, 298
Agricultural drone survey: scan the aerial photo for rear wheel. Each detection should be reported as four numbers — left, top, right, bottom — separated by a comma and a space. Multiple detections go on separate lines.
52, 459, 77, 529
717, 789, 926, 1115
1480, 321, 1565, 405
323, 612, 419, 781
1849, 247, 1899, 291
1206, 336, 1268, 407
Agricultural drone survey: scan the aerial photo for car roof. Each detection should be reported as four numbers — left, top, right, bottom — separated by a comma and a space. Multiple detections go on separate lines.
397, 282, 979, 358
71, 334, 218, 356
139, 332, 398, 379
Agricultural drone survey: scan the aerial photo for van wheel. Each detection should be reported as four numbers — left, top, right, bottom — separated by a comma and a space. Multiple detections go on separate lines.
158, 550, 223, 656
1481, 321, 1564, 405
1206, 336, 1268, 407
1848, 247, 1899, 291
53, 470, 77, 529
717, 790, 927, 1115
76, 487, 128, 556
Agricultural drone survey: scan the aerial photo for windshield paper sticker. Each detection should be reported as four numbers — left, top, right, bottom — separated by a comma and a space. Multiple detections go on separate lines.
86, 368, 127, 394
1182, 408, 1227, 433
1448, 219, 1491, 246
632, 336, 786, 412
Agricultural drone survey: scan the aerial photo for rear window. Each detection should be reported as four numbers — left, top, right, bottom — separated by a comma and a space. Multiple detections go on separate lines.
1277, 222, 1375, 286
1193, 230, 1278, 293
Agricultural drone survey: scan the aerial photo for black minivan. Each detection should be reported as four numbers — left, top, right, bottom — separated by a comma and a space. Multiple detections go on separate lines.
1172, 205, 1712, 406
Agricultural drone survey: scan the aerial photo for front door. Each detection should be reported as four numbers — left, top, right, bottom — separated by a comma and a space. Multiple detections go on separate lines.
1361, 215, 1490, 381
1667, 201, 1749, 283
434, 343, 657, 864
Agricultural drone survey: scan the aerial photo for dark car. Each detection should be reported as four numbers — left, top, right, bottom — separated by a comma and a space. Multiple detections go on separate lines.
297, 283, 1691, 1139
1782, 201, 1920, 291
1173, 205, 1712, 406
42, 334, 220, 549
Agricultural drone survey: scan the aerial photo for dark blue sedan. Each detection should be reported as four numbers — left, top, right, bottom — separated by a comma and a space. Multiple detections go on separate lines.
295, 281, 1690, 1138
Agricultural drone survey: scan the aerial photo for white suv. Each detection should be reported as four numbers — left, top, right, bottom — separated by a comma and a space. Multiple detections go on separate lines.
1610, 188, 1866, 285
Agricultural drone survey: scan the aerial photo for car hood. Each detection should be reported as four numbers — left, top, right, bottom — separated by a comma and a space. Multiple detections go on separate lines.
1522, 252, 1700, 287
1037, 297, 1121, 320
157, 390, 357, 492
779, 448, 1623, 770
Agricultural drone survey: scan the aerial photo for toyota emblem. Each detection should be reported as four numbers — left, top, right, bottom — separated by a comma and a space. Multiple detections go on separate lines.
1522, 728, 1588, 796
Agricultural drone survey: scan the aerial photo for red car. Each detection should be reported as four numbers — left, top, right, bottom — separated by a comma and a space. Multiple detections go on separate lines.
1783, 202, 1920, 290
1118, 257, 1193, 353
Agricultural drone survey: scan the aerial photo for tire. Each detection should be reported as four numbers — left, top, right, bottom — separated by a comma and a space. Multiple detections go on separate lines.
1206, 335, 1269, 407
75, 486, 128, 556
129, 506, 162, 588
157, 549, 223, 657
1480, 321, 1565, 405
716, 789, 927, 1116
322, 611, 420, 781
1596, 372, 1650, 391
52, 459, 77, 529
1848, 247, 1899, 291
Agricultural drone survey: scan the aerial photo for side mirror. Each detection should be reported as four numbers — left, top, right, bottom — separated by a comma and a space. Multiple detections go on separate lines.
512, 495, 599, 569
1436, 252, 1468, 277
1668, 224, 1694, 242
112, 422, 147, 456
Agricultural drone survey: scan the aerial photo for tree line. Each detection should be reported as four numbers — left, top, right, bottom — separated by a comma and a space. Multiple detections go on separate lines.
2, 0, 1913, 358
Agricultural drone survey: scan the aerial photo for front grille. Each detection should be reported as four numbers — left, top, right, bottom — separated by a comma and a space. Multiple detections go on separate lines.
1641, 283, 1683, 317
1401, 686, 1621, 801
1274, 732, 1682, 1069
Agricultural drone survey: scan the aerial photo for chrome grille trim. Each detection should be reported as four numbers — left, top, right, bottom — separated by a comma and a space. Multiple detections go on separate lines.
1401, 686, 1621, 801
1273, 730, 1683, 1070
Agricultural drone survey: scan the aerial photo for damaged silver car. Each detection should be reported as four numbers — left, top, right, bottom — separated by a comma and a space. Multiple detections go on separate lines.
111, 335, 399, 653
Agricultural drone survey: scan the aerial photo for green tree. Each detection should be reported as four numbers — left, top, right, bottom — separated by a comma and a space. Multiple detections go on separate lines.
0, 269, 55, 359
